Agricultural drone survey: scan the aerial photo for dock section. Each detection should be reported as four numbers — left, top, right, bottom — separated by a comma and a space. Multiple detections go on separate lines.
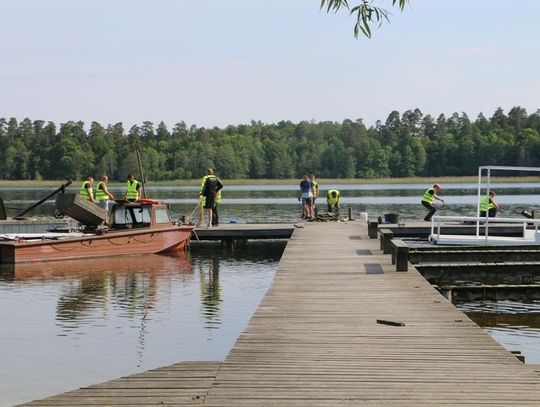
204, 221, 540, 406
19, 221, 540, 406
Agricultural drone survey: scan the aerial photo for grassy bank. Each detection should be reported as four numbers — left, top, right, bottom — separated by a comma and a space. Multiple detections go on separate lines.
0, 175, 539, 188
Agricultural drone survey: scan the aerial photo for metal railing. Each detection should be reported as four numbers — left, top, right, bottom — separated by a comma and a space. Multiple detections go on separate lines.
430, 215, 540, 244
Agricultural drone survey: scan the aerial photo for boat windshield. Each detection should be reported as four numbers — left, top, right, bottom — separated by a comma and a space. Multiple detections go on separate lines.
111, 204, 152, 228
155, 208, 170, 224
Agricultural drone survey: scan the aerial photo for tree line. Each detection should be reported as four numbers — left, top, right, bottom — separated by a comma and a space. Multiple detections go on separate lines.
1, 106, 540, 181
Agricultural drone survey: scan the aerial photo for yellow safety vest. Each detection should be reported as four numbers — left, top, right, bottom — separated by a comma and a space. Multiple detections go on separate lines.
199, 191, 221, 206
95, 181, 108, 201
80, 181, 92, 201
126, 180, 139, 200
312, 181, 319, 198
200, 175, 216, 192
327, 189, 340, 204
480, 196, 495, 211
200, 175, 222, 203
422, 188, 434, 204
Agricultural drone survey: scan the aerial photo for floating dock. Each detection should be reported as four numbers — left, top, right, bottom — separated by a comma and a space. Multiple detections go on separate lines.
193, 223, 294, 241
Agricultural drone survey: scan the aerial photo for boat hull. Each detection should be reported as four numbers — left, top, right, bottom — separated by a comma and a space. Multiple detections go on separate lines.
0, 226, 193, 263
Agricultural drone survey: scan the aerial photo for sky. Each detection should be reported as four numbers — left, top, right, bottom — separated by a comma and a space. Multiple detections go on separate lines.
1, 0, 540, 130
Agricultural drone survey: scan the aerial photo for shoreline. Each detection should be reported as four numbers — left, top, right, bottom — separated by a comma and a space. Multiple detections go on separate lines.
0, 175, 539, 187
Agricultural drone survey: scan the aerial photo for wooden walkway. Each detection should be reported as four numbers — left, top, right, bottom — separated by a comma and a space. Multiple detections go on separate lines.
203, 221, 540, 406
20, 221, 540, 406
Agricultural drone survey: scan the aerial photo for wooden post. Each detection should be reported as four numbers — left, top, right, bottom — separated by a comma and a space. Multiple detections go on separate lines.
136, 149, 147, 199
390, 239, 410, 272
368, 221, 379, 239
379, 229, 394, 254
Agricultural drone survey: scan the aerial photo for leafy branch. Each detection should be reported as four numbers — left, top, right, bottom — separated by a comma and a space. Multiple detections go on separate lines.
320, 0, 408, 38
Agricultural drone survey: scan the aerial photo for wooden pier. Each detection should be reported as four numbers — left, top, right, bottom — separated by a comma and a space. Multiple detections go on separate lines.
19, 221, 540, 406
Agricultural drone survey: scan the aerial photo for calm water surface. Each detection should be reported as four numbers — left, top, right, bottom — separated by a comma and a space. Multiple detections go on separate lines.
0, 242, 285, 406
0, 182, 539, 406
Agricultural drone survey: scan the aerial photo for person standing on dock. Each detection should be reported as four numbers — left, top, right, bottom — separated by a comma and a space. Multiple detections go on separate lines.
80, 176, 96, 203
125, 174, 141, 202
480, 191, 500, 217
310, 174, 319, 216
421, 183, 444, 221
327, 189, 340, 215
200, 168, 223, 228
95, 175, 115, 211
298, 173, 314, 220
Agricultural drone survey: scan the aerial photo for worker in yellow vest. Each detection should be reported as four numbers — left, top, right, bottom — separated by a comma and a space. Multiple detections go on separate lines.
95, 175, 115, 211
310, 174, 319, 216
199, 168, 223, 228
327, 189, 340, 215
480, 191, 500, 217
80, 176, 96, 203
421, 183, 445, 221
125, 174, 141, 202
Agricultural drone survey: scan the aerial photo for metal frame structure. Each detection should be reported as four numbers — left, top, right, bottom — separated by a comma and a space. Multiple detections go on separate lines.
430, 166, 540, 245
476, 166, 540, 239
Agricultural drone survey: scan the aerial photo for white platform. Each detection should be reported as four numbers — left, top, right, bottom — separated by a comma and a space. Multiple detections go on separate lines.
429, 215, 540, 246
429, 233, 540, 246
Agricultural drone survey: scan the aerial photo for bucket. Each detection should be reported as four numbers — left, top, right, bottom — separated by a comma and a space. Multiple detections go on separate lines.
360, 212, 368, 222
384, 213, 399, 224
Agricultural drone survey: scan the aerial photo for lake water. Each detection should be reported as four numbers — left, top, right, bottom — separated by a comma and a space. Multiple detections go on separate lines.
0, 182, 539, 406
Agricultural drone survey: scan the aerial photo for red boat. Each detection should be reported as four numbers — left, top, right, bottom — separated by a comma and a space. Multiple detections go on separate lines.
0, 197, 194, 264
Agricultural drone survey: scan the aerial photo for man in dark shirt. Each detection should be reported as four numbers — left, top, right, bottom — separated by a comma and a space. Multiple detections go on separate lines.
298, 173, 313, 220
200, 168, 223, 228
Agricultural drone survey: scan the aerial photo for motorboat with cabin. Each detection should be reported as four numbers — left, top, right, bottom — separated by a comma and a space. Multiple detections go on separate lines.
0, 192, 194, 263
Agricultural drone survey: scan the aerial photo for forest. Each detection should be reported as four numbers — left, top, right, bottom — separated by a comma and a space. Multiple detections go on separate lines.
1, 106, 539, 181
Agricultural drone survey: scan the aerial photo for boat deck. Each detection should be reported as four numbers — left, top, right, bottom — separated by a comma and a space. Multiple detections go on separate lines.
18, 221, 540, 406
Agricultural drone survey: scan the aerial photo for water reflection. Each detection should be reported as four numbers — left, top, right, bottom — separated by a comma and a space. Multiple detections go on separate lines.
199, 255, 223, 328
1, 254, 193, 327
0, 240, 284, 407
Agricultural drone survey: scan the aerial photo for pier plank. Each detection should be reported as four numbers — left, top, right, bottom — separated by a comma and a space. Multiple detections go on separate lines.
18, 361, 220, 406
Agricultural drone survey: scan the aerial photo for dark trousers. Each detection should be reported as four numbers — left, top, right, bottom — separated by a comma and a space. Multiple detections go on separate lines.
327, 204, 339, 215
480, 208, 497, 218
212, 204, 219, 226
422, 201, 436, 221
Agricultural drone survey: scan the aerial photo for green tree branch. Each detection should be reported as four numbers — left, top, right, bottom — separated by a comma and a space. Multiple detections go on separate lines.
320, 0, 408, 38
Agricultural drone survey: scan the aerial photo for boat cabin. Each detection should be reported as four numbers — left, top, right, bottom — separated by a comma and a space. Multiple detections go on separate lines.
110, 200, 172, 229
